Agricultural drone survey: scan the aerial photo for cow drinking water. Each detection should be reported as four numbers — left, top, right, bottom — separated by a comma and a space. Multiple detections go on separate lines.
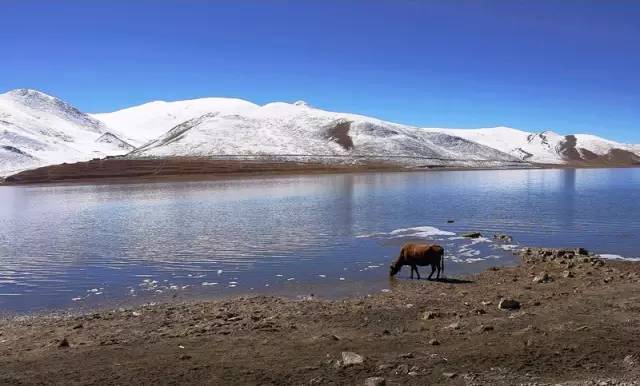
389, 243, 444, 280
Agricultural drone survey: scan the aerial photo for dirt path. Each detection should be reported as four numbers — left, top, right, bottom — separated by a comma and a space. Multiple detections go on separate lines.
1, 249, 640, 385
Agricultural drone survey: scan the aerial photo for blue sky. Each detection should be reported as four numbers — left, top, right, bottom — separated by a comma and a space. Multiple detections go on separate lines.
2, 1, 639, 142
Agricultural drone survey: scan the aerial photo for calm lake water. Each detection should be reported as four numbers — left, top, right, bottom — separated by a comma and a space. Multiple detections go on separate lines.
1, 168, 639, 312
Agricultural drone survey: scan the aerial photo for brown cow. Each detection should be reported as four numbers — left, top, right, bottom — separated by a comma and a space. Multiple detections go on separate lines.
389, 243, 444, 280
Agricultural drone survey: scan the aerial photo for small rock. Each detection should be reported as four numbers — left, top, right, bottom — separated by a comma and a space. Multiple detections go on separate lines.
399, 352, 414, 359
408, 371, 418, 376
493, 233, 513, 242
447, 220, 455, 223
473, 325, 494, 333
444, 322, 461, 330
532, 272, 553, 284
364, 377, 386, 386
576, 247, 589, 255
179, 354, 192, 360
309, 376, 325, 385
623, 354, 638, 368
72, 323, 83, 329
394, 364, 410, 375
429, 339, 440, 345
422, 311, 440, 320
498, 298, 521, 310
341, 351, 364, 366
58, 338, 70, 348
443, 372, 457, 379
563, 270, 574, 278
462, 232, 483, 239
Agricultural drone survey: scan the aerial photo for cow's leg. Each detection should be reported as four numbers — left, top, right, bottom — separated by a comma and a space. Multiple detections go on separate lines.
409, 265, 414, 279
436, 263, 441, 280
414, 265, 420, 280
428, 264, 436, 280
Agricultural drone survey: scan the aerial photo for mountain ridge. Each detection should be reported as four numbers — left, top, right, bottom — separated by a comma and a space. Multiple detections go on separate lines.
1, 88, 639, 177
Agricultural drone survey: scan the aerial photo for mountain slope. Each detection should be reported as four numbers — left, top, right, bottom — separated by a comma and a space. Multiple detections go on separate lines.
0, 89, 134, 176
128, 101, 524, 168
426, 127, 640, 165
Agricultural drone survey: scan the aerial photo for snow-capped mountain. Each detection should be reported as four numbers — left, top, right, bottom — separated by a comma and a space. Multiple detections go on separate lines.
92, 97, 259, 145
127, 100, 523, 167
2, 88, 639, 178
0, 89, 134, 176
425, 127, 640, 165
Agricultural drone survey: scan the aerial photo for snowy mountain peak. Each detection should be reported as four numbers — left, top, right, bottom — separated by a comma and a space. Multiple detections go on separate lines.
293, 100, 310, 107
2, 88, 108, 135
4, 88, 55, 100
0, 89, 135, 176
92, 97, 259, 145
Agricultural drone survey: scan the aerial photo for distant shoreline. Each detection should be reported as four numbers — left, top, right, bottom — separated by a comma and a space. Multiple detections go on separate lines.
2, 156, 638, 186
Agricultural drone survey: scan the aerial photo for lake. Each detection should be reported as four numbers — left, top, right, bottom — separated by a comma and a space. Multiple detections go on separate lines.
1, 168, 639, 313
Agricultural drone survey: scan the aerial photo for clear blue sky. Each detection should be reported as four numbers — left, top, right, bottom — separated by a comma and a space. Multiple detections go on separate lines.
2, 1, 639, 142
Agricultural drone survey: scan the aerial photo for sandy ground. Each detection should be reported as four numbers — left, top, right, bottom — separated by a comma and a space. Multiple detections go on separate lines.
1, 248, 640, 385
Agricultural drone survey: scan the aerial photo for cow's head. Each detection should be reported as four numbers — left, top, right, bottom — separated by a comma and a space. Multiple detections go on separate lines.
389, 262, 401, 277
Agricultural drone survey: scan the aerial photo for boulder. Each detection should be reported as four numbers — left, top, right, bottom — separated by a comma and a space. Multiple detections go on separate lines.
428, 339, 440, 345
462, 232, 483, 239
498, 298, 521, 310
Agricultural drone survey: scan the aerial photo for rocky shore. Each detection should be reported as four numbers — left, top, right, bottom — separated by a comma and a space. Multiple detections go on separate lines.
1, 248, 640, 385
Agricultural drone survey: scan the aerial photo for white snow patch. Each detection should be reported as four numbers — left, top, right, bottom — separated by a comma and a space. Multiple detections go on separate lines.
358, 226, 455, 239
599, 254, 640, 262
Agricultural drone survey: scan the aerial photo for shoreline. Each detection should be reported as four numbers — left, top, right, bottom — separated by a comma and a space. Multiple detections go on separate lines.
2, 248, 640, 384
2, 156, 639, 186
2, 157, 531, 186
